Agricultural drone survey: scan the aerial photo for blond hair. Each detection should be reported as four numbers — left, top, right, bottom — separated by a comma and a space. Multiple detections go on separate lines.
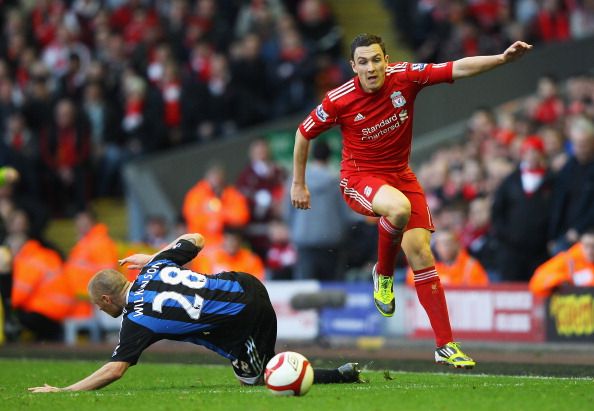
88, 269, 129, 301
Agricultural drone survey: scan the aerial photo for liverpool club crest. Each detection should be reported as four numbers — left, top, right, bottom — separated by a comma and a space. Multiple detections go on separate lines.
390, 91, 406, 108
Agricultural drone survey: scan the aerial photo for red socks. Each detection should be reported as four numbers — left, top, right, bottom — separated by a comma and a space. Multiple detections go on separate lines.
413, 266, 453, 347
376, 217, 403, 276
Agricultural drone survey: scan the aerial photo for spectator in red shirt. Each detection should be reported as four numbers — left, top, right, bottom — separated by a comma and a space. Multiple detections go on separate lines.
40, 98, 90, 216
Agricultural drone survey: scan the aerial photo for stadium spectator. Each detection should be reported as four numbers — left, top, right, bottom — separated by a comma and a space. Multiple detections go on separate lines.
236, 139, 286, 259
527, 75, 565, 125
271, 27, 315, 116
40, 98, 91, 216
530, 228, 594, 297
570, 0, 594, 39
29, 233, 361, 392
192, 227, 265, 281
534, 0, 571, 43
287, 140, 355, 281
8, 209, 71, 342
229, 33, 273, 127
406, 228, 489, 286
491, 136, 554, 281
296, 0, 343, 57
119, 71, 166, 155
266, 219, 296, 280
63, 209, 118, 320
291, 33, 531, 368
142, 215, 174, 250
82, 81, 124, 197
460, 196, 500, 280
541, 125, 569, 173
182, 163, 250, 247
548, 116, 594, 253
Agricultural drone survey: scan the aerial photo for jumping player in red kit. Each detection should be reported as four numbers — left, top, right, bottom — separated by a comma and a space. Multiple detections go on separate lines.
291, 33, 532, 368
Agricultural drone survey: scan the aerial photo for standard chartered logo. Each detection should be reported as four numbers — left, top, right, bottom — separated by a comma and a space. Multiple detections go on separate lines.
361, 111, 408, 141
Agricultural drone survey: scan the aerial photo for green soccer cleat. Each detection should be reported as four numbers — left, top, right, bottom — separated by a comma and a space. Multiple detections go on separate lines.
435, 342, 476, 369
372, 264, 395, 317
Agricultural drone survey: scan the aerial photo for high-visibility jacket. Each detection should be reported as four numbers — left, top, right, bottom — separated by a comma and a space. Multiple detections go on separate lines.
182, 181, 250, 246
529, 242, 594, 297
406, 249, 489, 286
63, 224, 118, 318
191, 247, 265, 282
11, 240, 73, 321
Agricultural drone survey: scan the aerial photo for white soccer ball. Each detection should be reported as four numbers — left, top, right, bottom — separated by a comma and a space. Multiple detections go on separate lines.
264, 351, 314, 396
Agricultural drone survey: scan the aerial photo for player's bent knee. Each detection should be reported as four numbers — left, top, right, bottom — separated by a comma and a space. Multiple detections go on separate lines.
387, 201, 411, 227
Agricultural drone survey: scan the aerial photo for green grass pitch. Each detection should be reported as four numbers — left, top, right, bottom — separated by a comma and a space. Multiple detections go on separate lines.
1, 358, 592, 411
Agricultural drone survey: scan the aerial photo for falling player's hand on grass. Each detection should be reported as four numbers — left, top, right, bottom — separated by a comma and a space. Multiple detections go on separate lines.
28, 384, 62, 393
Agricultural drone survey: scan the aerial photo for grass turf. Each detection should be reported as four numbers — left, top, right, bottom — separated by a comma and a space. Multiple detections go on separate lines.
2, 358, 592, 411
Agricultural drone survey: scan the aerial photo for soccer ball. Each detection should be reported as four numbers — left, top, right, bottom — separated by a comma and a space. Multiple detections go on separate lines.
264, 351, 314, 396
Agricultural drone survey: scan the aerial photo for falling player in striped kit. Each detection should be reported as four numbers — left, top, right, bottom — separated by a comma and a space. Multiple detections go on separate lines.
292, 33, 532, 368
29, 233, 361, 392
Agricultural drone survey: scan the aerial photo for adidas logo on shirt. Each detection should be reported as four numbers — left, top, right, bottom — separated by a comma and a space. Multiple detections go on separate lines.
354, 113, 365, 122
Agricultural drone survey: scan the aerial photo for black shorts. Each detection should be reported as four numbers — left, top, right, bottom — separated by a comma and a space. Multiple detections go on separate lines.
229, 274, 277, 385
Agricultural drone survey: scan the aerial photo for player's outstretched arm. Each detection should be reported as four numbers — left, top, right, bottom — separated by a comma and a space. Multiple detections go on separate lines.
452, 41, 532, 80
28, 361, 130, 393
120, 233, 205, 269
291, 130, 311, 210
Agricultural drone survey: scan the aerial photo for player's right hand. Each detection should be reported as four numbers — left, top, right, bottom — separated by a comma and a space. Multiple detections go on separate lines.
291, 183, 311, 210
28, 384, 62, 393
119, 253, 152, 269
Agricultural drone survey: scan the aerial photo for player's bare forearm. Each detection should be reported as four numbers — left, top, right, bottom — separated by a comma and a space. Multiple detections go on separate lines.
28, 362, 129, 393
452, 41, 532, 79
291, 130, 311, 209
120, 233, 205, 269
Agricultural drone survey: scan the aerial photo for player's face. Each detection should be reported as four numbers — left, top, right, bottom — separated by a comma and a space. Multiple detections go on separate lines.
351, 44, 388, 93
93, 295, 124, 318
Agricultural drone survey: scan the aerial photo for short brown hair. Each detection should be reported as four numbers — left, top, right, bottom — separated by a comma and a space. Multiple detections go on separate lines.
350, 34, 386, 60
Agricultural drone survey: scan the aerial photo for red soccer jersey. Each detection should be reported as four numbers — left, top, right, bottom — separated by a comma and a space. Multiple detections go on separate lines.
299, 61, 454, 174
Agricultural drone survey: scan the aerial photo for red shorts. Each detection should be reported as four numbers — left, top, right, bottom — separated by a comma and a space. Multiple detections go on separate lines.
339, 170, 435, 231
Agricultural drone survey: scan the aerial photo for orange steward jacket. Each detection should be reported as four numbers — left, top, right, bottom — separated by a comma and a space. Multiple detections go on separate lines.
191, 247, 265, 282
11, 240, 72, 321
63, 224, 118, 318
407, 249, 489, 286
529, 243, 594, 297
182, 181, 250, 246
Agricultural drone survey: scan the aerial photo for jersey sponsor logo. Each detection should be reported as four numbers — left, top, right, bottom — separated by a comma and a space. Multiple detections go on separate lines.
315, 104, 329, 122
411, 63, 427, 71
391, 91, 406, 108
399, 109, 409, 122
364, 186, 373, 197
361, 113, 403, 140
433, 63, 447, 68
354, 113, 365, 122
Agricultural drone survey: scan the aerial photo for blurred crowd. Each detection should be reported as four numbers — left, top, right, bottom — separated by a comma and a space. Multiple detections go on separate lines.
1, 0, 594, 343
0, 0, 348, 219
384, 0, 594, 62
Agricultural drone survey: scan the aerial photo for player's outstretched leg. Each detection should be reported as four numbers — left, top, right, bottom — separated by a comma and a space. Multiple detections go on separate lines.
313, 363, 362, 384
435, 342, 476, 369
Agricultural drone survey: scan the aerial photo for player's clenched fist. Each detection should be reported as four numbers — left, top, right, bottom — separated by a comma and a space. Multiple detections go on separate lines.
291, 183, 311, 210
